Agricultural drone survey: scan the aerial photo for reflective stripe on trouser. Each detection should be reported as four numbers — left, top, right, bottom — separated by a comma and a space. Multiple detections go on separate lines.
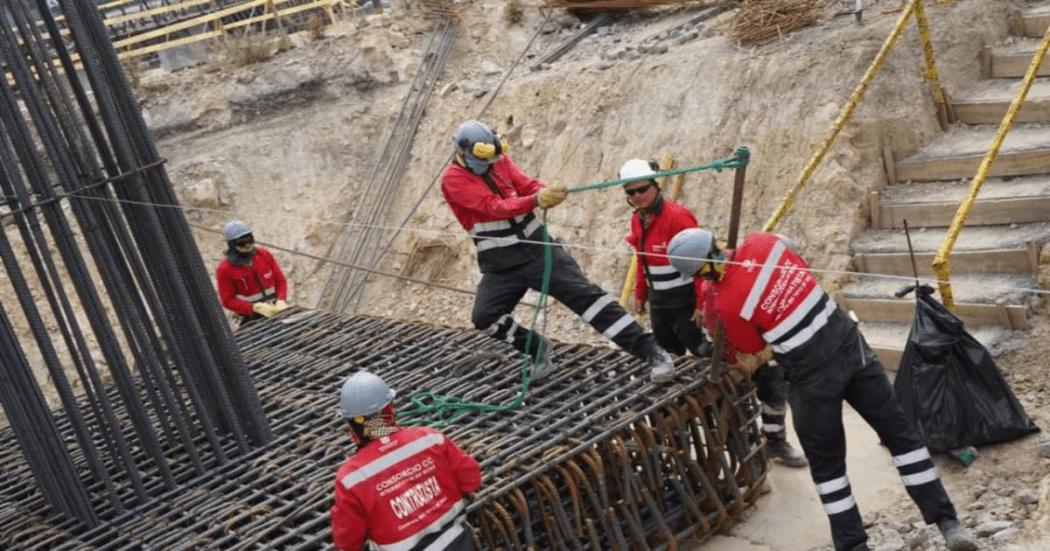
472, 245, 655, 360
783, 312, 956, 551
752, 362, 788, 436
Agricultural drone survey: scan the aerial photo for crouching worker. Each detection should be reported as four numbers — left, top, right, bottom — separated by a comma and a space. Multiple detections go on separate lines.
331, 371, 482, 551
667, 229, 976, 551
215, 220, 290, 325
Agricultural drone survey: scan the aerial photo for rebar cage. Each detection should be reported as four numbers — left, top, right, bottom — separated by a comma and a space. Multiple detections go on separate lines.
0, 310, 769, 549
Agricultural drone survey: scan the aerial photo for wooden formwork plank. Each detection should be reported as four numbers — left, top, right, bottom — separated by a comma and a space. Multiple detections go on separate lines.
1022, 13, 1050, 38
991, 52, 1050, 78
878, 197, 1050, 228
951, 97, 1050, 124
854, 248, 1036, 277
837, 296, 1029, 329
895, 149, 1050, 182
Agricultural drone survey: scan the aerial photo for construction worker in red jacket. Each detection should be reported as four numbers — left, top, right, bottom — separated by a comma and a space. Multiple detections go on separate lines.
331, 371, 481, 551
215, 220, 289, 324
440, 120, 675, 382
620, 158, 804, 468
667, 229, 976, 551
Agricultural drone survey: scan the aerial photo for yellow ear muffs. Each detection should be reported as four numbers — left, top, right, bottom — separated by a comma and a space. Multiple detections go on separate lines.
470, 135, 509, 160
472, 141, 497, 159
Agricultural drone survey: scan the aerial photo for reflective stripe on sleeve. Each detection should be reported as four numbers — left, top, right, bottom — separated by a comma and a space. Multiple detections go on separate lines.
740, 240, 786, 320
340, 434, 445, 490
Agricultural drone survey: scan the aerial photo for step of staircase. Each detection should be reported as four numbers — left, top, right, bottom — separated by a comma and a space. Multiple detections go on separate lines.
892, 125, 1050, 182
1009, 7, 1050, 39
986, 48, 1050, 79
855, 320, 1029, 373
871, 174, 1050, 229
949, 79, 1050, 124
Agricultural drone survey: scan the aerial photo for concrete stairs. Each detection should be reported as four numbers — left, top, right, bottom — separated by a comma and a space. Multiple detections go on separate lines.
838, 6, 1050, 371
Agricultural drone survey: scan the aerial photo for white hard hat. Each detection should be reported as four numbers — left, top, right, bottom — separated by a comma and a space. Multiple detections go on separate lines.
668, 228, 716, 277
619, 159, 656, 182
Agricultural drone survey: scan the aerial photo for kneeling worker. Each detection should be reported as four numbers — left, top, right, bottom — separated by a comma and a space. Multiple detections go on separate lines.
331, 371, 482, 550
215, 220, 290, 324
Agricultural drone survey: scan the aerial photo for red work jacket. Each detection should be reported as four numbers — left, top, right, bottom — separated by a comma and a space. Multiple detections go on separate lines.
706, 232, 835, 356
331, 427, 482, 551
215, 246, 287, 316
625, 197, 704, 308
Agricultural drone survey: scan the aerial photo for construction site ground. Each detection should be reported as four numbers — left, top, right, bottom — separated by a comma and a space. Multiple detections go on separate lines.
7, 0, 1050, 549
135, 0, 1050, 549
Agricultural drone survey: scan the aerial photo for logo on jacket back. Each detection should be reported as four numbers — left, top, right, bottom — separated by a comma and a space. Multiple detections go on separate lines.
376, 457, 436, 494
389, 476, 445, 520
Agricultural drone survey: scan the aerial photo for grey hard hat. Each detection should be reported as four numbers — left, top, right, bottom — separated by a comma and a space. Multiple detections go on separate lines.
452, 120, 502, 173
668, 228, 716, 277
339, 371, 396, 419
223, 220, 252, 242
619, 159, 656, 183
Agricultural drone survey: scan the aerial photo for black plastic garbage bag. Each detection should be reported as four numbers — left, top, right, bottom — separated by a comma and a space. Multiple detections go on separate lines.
893, 284, 1039, 452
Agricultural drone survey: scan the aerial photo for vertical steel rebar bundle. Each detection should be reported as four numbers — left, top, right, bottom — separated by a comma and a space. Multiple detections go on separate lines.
0, 0, 271, 528
1, 310, 769, 549
320, 0, 458, 313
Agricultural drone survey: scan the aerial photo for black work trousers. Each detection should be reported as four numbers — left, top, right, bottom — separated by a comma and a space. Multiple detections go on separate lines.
783, 308, 957, 551
752, 362, 788, 438
650, 304, 708, 357
472, 245, 655, 361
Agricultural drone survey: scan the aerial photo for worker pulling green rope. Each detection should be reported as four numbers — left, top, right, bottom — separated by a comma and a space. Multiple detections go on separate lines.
400, 127, 750, 427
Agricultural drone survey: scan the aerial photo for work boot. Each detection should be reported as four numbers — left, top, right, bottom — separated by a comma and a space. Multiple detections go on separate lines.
648, 346, 676, 383
530, 338, 555, 380
849, 543, 870, 551
765, 434, 808, 468
937, 518, 977, 551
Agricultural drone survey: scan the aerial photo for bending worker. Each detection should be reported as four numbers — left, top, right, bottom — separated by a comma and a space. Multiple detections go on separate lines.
620, 158, 804, 468
440, 120, 675, 382
215, 220, 289, 324
331, 371, 481, 551
667, 228, 977, 551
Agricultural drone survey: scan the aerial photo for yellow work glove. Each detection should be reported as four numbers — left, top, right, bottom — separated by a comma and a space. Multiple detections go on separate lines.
690, 308, 704, 327
274, 300, 290, 312
731, 346, 774, 378
252, 302, 277, 318
535, 183, 567, 209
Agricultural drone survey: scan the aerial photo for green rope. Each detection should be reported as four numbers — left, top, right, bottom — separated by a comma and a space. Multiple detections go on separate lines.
398, 151, 749, 427
398, 213, 555, 428
568, 152, 749, 193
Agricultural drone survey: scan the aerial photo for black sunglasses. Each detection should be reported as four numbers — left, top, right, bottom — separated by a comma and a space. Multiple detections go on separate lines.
624, 183, 654, 197
234, 236, 254, 247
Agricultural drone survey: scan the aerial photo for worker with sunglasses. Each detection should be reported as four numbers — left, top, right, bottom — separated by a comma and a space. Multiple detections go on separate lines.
620, 159, 805, 468
440, 120, 676, 382
215, 220, 290, 325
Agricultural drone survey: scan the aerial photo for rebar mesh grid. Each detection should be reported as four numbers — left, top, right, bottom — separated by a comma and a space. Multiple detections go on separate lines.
1, 310, 769, 549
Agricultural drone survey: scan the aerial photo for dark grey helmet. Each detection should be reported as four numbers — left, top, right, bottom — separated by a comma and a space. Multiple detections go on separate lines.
452, 120, 505, 174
